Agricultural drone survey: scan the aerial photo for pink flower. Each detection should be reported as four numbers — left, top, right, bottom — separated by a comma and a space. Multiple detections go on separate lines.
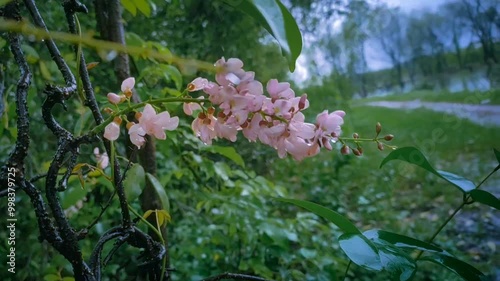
128, 123, 146, 148
267, 79, 295, 100
183, 97, 204, 116
214, 119, 238, 142
93, 147, 109, 169
187, 77, 208, 92
121, 77, 135, 93
192, 114, 217, 145
215, 57, 246, 86
128, 104, 179, 148
316, 110, 345, 137
314, 110, 345, 150
107, 93, 123, 104
104, 119, 121, 141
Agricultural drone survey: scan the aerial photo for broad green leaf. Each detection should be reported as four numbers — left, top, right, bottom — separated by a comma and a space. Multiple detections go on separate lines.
364, 229, 447, 254
380, 147, 475, 193
276, 198, 360, 234
161, 64, 182, 90
121, 0, 137, 16
200, 145, 245, 167
61, 185, 89, 209
125, 32, 145, 47
146, 173, 170, 212
134, 0, 151, 17
123, 163, 145, 202
494, 148, 500, 164
226, 0, 302, 71
420, 254, 485, 281
62, 278, 75, 281
74, 110, 92, 136
372, 239, 416, 281
339, 233, 382, 271
39, 61, 53, 81
470, 189, 500, 210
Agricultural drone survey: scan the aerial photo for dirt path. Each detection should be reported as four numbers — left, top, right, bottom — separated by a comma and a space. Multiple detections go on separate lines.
365, 100, 500, 127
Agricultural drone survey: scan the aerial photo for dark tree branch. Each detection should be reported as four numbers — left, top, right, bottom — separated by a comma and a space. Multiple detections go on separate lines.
4, 2, 31, 176
1, 1, 166, 280
23, 0, 76, 91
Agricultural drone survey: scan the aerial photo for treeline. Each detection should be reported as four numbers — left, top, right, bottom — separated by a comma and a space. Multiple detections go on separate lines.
304, 0, 500, 98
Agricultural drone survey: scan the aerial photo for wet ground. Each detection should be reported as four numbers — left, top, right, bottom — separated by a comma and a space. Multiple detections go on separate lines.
366, 100, 500, 127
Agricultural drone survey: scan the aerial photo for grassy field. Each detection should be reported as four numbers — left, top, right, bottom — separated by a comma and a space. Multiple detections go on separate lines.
263, 90, 500, 280
352, 89, 500, 105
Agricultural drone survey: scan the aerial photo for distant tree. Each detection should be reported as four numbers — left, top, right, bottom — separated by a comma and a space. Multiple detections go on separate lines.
442, 2, 471, 69
371, 7, 409, 90
460, 0, 498, 64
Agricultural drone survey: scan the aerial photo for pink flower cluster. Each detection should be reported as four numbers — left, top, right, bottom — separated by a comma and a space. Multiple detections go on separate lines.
186, 57, 345, 161
103, 78, 179, 148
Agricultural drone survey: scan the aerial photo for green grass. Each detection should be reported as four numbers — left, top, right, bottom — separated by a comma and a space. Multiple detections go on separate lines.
352, 89, 500, 105
264, 102, 500, 280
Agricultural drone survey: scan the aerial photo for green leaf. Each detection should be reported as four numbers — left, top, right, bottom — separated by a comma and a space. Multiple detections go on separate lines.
226, 0, 302, 71
146, 173, 170, 212
21, 44, 39, 64
276, 198, 360, 234
494, 148, 500, 165
339, 233, 382, 271
380, 147, 475, 193
369, 238, 416, 281
121, 0, 137, 16
43, 274, 60, 281
125, 32, 145, 47
420, 254, 485, 281
161, 64, 182, 90
134, 0, 151, 17
364, 229, 447, 254
200, 145, 245, 167
123, 163, 145, 202
61, 185, 88, 209
39, 61, 53, 81
470, 189, 500, 210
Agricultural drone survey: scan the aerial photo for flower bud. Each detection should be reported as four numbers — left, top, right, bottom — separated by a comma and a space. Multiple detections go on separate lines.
341, 145, 350, 155
135, 112, 142, 120
126, 121, 135, 130
217, 111, 226, 119
298, 94, 308, 110
352, 148, 362, 156
353, 133, 359, 139
103, 107, 114, 114
207, 107, 215, 115
376, 122, 382, 135
198, 112, 207, 119
107, 93, 122, 104
113, 116, 123, 125
384, 134, 394, 141
377, 142, 384, 151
